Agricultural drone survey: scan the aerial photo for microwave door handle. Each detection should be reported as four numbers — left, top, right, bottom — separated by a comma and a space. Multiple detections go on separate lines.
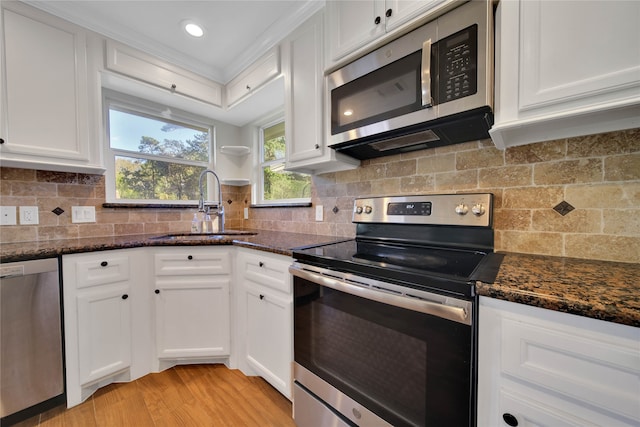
421, 38, 433, 107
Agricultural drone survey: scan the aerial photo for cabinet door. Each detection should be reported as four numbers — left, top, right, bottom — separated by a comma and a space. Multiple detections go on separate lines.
77, 284, 131, 385
106, 40, 223, 107
491, 0, 640, 148
326, 0, 385, 63
284, 11, 325, 164
225, 47, 280, 107
384, 0, 448, 31
283, 11, 360, 174
0, 3, 100, 172
245, 284, 292, 398
155, 277, 230, 359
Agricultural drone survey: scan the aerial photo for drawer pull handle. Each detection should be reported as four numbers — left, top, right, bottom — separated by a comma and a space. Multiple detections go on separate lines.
259, 262, 264, 267
0, 138, 5, 144
188, 255, 193, 260
171, 84, 177, 90
502, 413, 518, 427
100, 261, 108, 267
385, 8, 392, 17
122, 294, 129, 300
259, 294, 265, 300
155, 289, 160, 294
374, 16, 381, 25
246, 84, 251, 90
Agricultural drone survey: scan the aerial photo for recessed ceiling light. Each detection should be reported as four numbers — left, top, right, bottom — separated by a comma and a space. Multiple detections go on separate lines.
184, 22, 204, 38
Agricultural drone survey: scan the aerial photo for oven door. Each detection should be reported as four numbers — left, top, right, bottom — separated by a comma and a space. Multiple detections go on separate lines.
291, 264, 475, 427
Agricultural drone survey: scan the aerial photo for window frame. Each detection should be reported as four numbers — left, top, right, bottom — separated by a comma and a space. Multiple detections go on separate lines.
255, 117, 311, 206
103, 90, 217, 206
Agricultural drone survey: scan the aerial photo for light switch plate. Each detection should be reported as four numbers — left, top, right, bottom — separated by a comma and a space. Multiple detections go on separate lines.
19, 206, 39, 225
243, 207, 249, 219
0, 206, 17, 225
71, 206, 96, 223
315, 205, 323, 222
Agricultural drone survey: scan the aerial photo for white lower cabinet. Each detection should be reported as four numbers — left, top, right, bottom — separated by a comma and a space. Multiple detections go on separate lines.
236, 248, 293, 399
152, 247, 231, 361
62, 249, 149, 407
478, 296, 640, 427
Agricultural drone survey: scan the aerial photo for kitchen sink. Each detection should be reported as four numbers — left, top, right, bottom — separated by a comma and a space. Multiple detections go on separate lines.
150, 231, 257, 241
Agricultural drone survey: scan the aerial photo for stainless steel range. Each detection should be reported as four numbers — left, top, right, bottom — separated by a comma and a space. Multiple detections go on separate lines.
290, 194, 502, 427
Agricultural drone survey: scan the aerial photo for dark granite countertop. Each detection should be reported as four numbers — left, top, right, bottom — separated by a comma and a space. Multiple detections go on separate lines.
477, 253, 640, 328
0, 229, 347, 263
1, 233, 637, 327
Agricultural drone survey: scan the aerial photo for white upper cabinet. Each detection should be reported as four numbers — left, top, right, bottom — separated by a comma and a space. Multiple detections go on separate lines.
325, 0, 458, 69
283, 11, 360, 174
225, 47, 280, 108
106, 40, 223, 108
0, 2, 103, 174
491, 0, 640, 148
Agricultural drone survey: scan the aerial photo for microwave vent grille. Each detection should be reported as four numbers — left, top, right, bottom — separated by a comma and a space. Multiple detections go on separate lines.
370, 129, 440, 152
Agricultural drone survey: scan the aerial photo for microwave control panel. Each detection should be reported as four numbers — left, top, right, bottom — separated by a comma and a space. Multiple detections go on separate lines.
433, 24, 478, 105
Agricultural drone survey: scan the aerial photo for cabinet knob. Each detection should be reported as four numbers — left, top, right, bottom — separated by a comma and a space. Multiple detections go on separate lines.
259, 261, 264, 267
502, 413, 518, 427
259, 294, 265, 300
0, 138, 5, 144
374, 16, 381, 25
155, 289, 160, 294
188, 255, 193, 260
100, 261, 108, 267
246, 84, 251, 90
386, 8, 392, 17
122, 294, 129, 300
314, 144, 320, 149
171, 84, 177, 90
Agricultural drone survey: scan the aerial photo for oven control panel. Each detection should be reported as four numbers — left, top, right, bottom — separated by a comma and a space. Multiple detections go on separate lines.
353, 193, 492, 227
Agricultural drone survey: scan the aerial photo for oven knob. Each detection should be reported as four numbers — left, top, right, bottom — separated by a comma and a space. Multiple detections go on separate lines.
455, 203, 468, 215
472, 203, 486, 216
355, 206, 363, 214
364, 206, 373, 214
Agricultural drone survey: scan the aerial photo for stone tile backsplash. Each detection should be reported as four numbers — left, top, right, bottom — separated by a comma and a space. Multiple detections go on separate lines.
1, 128, 638, 263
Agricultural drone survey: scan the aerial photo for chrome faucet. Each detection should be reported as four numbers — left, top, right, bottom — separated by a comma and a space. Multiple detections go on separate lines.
198, 169, 224, 232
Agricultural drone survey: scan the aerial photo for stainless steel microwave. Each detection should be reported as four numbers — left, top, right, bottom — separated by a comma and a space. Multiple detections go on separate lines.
327, 0, 494, 160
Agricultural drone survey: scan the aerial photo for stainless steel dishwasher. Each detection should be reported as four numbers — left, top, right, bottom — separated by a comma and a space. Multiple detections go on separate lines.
1, 258, 65, 426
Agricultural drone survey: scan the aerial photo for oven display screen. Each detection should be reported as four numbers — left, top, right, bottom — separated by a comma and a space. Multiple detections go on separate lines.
387, 202, 432, 216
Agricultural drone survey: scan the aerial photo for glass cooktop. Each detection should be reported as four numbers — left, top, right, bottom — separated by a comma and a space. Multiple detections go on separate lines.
293, 239, 493, 298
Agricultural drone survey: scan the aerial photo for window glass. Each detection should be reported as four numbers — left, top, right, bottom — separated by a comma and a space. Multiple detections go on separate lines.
105, 94, 213, 204
260, 121, 310, 203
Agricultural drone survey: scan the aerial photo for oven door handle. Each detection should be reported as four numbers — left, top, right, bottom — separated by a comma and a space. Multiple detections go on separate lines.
290, 265, 471, 326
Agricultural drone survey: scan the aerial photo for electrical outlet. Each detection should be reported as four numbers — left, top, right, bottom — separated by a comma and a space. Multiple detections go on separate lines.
0, 206, 17, 225
71, 206, 96, 223
315, 205, 323, 222
19, 206, 39, 225
243, 207, 249, 220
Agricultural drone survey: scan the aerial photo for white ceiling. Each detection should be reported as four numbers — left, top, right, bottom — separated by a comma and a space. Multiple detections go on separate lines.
25, 0, 323, 126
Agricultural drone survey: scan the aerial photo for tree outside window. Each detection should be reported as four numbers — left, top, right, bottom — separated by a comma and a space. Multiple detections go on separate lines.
260, 121, 310, 202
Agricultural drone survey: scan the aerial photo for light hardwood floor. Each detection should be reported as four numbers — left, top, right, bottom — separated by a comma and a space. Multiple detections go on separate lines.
13, 364, 296, 427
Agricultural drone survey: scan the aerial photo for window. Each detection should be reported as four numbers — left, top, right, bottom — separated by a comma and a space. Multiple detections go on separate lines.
259, 120, 310, 204
104, 91, 215, 204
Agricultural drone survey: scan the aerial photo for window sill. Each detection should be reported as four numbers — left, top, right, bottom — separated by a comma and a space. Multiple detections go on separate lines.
103, 203, 198, 209
250, 203, 312, 209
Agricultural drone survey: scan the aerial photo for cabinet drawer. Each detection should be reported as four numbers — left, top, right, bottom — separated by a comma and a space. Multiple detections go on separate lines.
106, 40, 222, 107
501, 315, 640, 422
154, 249, 230, 276
226, 47, 280, 107
75, 255, 130, 289
238, 250, 291, 294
